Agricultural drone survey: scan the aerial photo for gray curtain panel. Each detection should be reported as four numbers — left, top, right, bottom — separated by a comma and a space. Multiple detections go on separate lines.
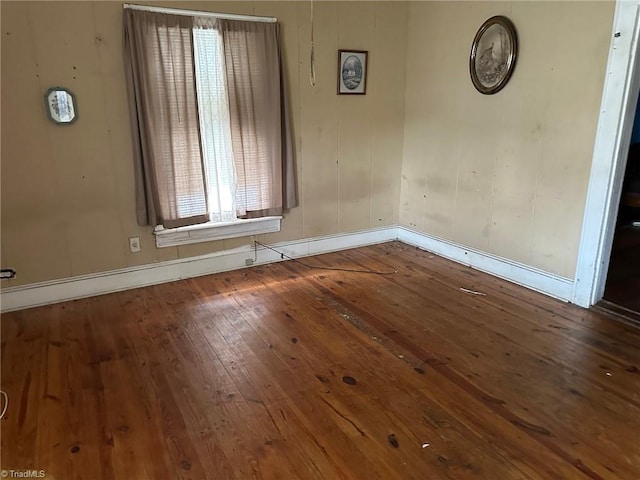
124, 9, 297, 228
278, 30, 298, 211
124, 9, 209, 229
219, 20, 298, 219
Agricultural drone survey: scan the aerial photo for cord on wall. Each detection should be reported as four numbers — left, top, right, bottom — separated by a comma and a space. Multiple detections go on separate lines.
0, 390, 8, 420
253, 240, 397, 275
309, 0, 316, 86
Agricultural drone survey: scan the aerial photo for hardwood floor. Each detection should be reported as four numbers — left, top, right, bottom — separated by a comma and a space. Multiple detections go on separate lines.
1, 241, 639, 479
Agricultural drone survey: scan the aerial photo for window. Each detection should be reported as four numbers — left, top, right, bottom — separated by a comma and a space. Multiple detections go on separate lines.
192, 27, 236, 223
123, 6, 296, 246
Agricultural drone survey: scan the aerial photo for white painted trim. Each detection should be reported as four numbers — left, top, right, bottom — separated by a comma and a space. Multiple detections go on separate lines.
573, 1, 640, 308
154, 216, 282, 248
398, 227, 574, 301
0, 226, 397, 313
123, 4, 277, 23
0, 223, 581, 312
1, 224, 576, 313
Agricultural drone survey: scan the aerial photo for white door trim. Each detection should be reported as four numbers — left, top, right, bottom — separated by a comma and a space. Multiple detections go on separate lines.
572, 0, 640, 307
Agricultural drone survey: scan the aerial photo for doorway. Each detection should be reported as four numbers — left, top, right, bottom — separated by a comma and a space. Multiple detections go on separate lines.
573, 1, 640, 310
601, 99, 640, 317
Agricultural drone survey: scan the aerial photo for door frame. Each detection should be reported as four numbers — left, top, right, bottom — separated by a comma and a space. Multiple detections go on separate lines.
573, 0, 640, 307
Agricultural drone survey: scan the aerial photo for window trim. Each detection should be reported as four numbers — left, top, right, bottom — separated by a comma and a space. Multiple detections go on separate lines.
123, 3, 277, 24
154, 216, 282, 248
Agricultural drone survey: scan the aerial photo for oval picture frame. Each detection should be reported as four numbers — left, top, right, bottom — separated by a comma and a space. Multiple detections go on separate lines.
44, 87, 78, 125
469, 16, 518, 95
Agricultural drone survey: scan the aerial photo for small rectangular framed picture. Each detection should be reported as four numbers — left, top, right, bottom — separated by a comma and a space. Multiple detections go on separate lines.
338, 50, 368, 95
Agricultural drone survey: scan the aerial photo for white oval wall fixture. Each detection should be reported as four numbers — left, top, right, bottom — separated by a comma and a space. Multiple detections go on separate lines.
44, 87, 78, 125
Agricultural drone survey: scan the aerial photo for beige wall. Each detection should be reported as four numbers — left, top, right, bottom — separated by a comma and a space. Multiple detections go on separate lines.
1, 1, 407, 286
400, 1, 614, 279
0, 0, 618, 287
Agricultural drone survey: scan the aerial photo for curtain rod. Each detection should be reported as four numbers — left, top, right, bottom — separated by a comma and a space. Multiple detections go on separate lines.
123, 4, 277, 23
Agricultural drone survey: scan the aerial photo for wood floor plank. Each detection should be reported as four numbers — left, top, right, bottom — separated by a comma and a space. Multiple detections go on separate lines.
344, 245, 640, 401
1, 241, 639, 479
303, 246, 640, 478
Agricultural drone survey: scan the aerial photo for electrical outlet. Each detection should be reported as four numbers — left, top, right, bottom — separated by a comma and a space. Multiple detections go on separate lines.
129, 237, 141, 253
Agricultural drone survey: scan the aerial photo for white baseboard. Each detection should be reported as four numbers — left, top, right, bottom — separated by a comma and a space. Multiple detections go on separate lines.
0, 227, 397, 313
0, 225, 575, 313
397, 226, 574, 301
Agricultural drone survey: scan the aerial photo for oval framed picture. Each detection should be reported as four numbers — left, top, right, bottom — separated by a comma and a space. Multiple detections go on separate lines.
469, 16, 518, 95
44, 87, 78, 124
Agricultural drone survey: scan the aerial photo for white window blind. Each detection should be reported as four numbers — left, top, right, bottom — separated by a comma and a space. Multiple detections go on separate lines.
192, 27, 237, 223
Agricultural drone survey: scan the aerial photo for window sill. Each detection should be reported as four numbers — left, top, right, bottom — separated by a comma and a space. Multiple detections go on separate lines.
154, 216, 282, 248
